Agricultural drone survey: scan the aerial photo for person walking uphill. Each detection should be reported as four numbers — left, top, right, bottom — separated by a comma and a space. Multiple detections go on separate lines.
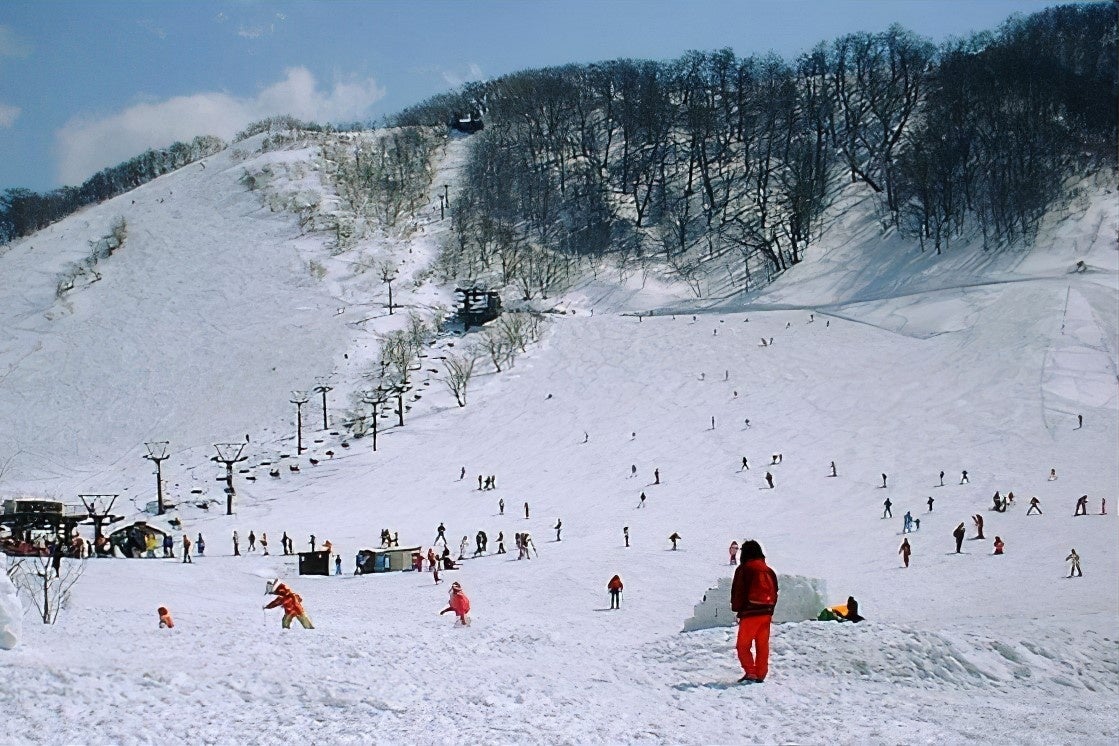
607, 575, 624, 609
953, 522, 966, 553
899, 538, 912, 568
731, 540, 778, 684
264, 581, 314, 629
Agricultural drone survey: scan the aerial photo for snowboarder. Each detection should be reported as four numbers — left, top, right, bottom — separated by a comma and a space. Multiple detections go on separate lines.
607, 575, 624, 609
440, 582, 471, 625
181, 535, 192, 563
669, 532, 682, 550
623, 526, 630, 548
953, 522, 966, 553
158, 606, 174, 629
264, 581, 314, 629
498, 498, 504, 516
232, 531, 240, 556
554, 519, 562, 542
1066, 549, 1082, 577
973, 514, 985, 540
993, 536, 1005, 555
247, 531, 256, 552
731, 539, 778, 684
524, 502, 530, 519
729, 540, 739, 565
882, 498, 892, 518
765, 472, 774, 489
927, 496, 934, 512
1027, 497, 1043, 515
899, 538, 911, 567
435, 523, 447, 546
960, 470, 969, 484
1074, 495, 1088, 516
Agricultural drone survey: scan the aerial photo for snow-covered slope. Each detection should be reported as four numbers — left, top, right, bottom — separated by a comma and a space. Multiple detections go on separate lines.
1, 135, 1117, 744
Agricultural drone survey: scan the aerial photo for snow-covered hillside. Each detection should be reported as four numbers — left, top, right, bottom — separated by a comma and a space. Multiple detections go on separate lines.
1, 134, 1117, 744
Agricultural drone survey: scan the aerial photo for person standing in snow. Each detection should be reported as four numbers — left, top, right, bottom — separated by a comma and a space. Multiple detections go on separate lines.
881, 473, 888, 488
607, 575, 624, 609
260, 533, 269, 555
927, 496, 934, 512
899, 538, 912, 567
960, 470, 969, 484
1027, 497, 1043, 515
281, 532, 291, 555
1048, 468, 1057, 481
903, 511, 913, 533
623, 526, 630, 548
731, 540, 778, 684
1066, 549, 1082, 577
939, 470, 945, 487
765, 472, 774, 489
458, 536, 469, 560
264, 581, 314, 629
654, 468, 660, 484
668, 532, 682, 550
524, 502, 530, 519
953, 522, 966, 553
973, 514, 985, 539
496, 532, 506, 554
181, 535, 192, 563
247, 531, 256, 552
440, 582, 471, 626
435, 523, 447, 546
741, 457, 750, 471
474, 531, 485, 557
1074, 495, 1088, 516
729, 541, 740, 565
554, 519, 562, 542
163, 533, 174, 558
993, 537, 1005, 555
830, 461, 837, 477
309, 534, 316, 552
638, 492, 647, 508
499, 498, 504, 516
882, 498, 892, 518
196, 533, 205, 556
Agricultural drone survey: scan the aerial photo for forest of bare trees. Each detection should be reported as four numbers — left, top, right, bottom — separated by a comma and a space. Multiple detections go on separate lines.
398, 3, 1116, 289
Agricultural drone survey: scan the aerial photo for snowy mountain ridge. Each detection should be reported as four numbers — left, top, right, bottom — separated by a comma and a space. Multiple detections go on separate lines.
1, 132, 1117, 744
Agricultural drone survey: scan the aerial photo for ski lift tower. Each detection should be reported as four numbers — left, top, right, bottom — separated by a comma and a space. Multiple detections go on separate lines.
359, 386, 390, 452
290, 390, 309, 455
142, 441, 170, 515
212, 442, 248, 515
313, 380, 333, 431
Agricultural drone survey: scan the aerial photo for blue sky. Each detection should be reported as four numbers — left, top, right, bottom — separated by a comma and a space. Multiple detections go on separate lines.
0, 0, 1067, 192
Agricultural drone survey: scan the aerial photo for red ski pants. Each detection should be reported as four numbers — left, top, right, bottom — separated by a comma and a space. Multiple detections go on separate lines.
736, 615, 772, 681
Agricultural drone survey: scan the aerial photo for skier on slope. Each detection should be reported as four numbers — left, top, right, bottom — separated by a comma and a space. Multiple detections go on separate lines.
263, 581, 314, 629
440, 582, 471, 625
607, 575, 624, 609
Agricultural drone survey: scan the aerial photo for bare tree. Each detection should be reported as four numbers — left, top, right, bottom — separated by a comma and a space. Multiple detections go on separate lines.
442, 349, 479, 407
380, 262, 399, 315
10, 555, 85, 625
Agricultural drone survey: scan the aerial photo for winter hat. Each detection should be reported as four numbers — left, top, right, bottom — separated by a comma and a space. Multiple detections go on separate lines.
451, 582, 462, 591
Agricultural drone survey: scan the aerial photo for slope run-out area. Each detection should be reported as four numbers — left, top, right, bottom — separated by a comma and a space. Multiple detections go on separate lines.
7, 284, 1119, 743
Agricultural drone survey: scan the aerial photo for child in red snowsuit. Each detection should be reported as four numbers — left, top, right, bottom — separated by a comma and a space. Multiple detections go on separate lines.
440, 582, 471, 625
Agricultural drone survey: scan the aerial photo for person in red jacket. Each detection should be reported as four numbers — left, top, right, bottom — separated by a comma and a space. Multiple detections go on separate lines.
440, 581, 471, 625
607, 575, 624, 609
264, 581, 314, 629
730, 539, 778, 684
157, 606, 174, 629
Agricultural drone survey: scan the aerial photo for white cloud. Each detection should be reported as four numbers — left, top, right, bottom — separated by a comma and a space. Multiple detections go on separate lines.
0, 25, 32, 58
54, 67, 386, 185
0, 103, 20, 127
441, 63, 484, 88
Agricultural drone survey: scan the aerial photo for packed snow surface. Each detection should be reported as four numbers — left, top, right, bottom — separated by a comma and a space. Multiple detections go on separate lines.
1, 134, 1117, 744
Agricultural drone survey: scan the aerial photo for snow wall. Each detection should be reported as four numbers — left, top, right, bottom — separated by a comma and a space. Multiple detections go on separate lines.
0, 556, 22, 649
682, 574, 828, 632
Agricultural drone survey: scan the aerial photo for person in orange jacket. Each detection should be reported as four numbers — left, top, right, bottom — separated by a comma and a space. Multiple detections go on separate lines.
607, 575, 624, 609
264, 581, 315, 629
731, 539, 778, 684
158, 606, 174, 629
440, 581, 471, 625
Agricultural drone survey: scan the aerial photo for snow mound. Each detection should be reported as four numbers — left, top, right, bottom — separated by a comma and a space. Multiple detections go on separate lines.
0, 557, 22, 649
682, 574, 828, 631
